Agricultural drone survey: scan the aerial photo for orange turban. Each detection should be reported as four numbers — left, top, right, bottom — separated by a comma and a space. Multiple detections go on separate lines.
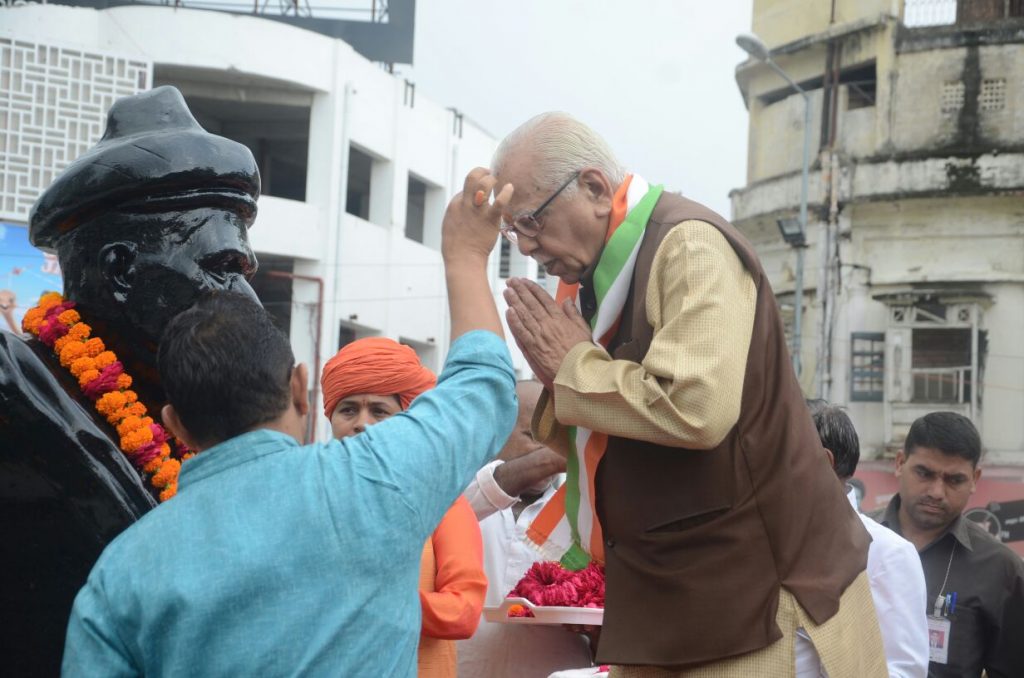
321, 337, 437, 418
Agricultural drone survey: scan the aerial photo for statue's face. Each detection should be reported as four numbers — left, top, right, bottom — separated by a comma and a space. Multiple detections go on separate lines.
104, 205, 259, 345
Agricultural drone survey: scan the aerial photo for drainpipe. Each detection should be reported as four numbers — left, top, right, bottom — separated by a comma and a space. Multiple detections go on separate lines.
334, 79, 353, 334
267, 271, 323, 445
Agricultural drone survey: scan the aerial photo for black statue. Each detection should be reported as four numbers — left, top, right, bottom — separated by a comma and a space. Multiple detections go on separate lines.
0, 86, 261, 675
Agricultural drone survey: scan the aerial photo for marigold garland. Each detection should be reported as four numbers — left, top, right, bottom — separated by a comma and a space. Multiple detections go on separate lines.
22, 291, 186, 502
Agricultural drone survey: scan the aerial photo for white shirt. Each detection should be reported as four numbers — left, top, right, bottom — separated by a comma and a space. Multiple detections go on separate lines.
850, 488, 930, 678
794, 490, 928, 678
458, 461, 593, 678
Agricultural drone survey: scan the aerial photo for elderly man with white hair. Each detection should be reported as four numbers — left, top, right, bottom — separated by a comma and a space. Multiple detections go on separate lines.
497, 112, 887, 677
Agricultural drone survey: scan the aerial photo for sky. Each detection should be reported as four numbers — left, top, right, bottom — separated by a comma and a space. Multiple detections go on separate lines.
405, 0, 755, 216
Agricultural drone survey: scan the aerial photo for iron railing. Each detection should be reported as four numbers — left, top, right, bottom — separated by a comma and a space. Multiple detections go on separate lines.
912, 366, 972, 403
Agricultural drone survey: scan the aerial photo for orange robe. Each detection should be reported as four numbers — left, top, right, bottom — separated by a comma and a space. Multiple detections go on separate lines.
417, 496, 487, 677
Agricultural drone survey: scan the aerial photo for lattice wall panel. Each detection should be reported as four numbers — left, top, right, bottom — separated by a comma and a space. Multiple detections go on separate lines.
0, 39, 151, 222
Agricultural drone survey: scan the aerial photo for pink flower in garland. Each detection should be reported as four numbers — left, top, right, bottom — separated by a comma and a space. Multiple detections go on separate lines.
508, 560, 605, 608
81, 361, 125, 400
571, 562, 605, 608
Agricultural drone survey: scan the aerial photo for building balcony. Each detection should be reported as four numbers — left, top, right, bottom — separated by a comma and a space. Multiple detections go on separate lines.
731, 150, 1024, 223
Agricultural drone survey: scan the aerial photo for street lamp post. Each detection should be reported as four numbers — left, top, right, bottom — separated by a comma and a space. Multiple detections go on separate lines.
736, 32, 811, 379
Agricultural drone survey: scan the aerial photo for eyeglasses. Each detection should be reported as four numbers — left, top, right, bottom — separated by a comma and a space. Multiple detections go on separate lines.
500, 171, 580, 243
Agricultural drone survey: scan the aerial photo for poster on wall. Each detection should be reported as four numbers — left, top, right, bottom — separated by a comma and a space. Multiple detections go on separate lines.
0, 222, 62, 335
857, 461, 1024, 558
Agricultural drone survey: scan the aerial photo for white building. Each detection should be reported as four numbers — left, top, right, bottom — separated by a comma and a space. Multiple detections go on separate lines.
1, 3, 546, 441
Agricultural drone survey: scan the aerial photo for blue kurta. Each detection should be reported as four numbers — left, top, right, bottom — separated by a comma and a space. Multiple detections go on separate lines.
62, 330, 517, 678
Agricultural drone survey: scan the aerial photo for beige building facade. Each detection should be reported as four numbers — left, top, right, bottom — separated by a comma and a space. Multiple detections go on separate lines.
732, 0, 1024, 480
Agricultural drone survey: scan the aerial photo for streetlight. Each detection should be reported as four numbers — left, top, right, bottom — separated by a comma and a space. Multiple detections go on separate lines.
776, 217, 807, 378
736, 31, 812, 379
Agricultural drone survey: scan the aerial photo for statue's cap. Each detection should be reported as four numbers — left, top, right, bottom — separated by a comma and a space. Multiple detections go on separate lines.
29, 86, 261, 249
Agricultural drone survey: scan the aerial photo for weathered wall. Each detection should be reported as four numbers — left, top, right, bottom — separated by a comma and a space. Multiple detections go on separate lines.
752, 0, 898, 48
887, 41, 1024, 155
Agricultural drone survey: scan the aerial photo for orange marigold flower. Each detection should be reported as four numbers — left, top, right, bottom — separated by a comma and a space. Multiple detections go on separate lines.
67, 322, 91, 341
106, 407, 130, 426
96, 391, 128, 416
507, 604, 534, 618
59, 340, 87, 367
107, 402, 144, 427
53, 335, 75, 353
124, 390, 139, 404
38, 292, 63, 311
117, 415, 154, 438
182, 452, 196, 461
117, 415, 146, 437
121, 427, 154, 453
143, 452, 169, 474
151, 458, 181, 488
116, 373, 133, 389
22, 308, 45, 334
78, 368, 101, 388
69, 356, 98, 378
159, 483, 178, 502
83, 337, 105, 357
57, 309, 81, 325
95, 351, 117, 368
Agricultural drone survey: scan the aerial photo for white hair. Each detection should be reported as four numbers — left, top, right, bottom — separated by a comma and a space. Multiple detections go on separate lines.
491, 112, 626, 194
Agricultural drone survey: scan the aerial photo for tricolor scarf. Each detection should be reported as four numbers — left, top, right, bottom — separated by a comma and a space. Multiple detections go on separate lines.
525, 174, 663, 570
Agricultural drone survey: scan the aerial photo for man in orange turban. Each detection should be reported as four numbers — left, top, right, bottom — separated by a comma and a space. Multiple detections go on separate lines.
321, 337, 487, 678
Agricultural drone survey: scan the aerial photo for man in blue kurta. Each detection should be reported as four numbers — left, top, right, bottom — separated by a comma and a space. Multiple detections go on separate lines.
61, 169, 518, 677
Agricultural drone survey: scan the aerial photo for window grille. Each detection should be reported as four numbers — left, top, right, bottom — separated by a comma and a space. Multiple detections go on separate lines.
941, 81, 965, 114
0, 38, 149, 220
979, 78, 1006, 111
850, 332, 885, 402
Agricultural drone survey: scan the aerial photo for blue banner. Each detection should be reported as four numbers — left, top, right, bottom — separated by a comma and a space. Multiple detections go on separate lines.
0, 223, 63, 334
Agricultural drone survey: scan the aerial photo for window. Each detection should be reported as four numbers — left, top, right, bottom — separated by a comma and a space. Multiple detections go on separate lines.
499, 238, 511, 278
843, 63, 877, 110
775, 292, 797, 350
404, 173, 443, 248
912, 328, 972, 403
758, 62, 875, 109
405, 176, 427, 243
346, 147, 373, 220
249, 255, 294, 334
338, 324, 357, 350
185, 96, 310, 202
399, 336, 437, 371
850, 332, 884, 402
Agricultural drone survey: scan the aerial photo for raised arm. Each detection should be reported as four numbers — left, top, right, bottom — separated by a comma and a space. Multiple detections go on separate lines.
340, 169, 519, 536
442, 168, 513, 341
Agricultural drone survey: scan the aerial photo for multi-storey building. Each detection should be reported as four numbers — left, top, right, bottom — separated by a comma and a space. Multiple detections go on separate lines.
1, 3, 545, 441
733, 0, 1024, 548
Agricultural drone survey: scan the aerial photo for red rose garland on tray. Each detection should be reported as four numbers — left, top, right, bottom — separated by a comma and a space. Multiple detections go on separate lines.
22, 292, 192, 501
507, 561, 606, 617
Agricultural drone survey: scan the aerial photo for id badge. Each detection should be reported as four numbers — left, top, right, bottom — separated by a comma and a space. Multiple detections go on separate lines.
927, 616, 951, 664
